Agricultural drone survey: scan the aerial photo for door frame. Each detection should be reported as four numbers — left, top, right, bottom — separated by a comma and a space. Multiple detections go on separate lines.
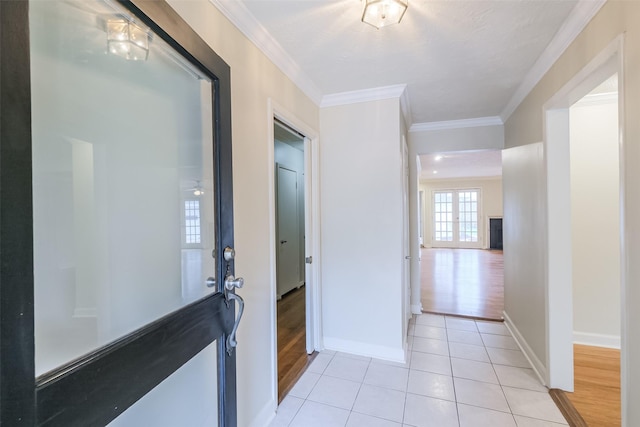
543, 34, 625, 413
267, 99, 322, 406
0, 1, 237, 425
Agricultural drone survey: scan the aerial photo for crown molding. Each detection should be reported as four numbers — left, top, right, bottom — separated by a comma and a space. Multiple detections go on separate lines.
320, 84, 408, 108
573, 91, 618, 108
500, 0, 607, 121
399, 87, 412, 129
419, 175, 503, 183
410, 116, 503, 133
208, 0, 323, 105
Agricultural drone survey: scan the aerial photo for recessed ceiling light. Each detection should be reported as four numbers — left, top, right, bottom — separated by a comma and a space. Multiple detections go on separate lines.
433, 170, 438, 174
435, 155, 443, 161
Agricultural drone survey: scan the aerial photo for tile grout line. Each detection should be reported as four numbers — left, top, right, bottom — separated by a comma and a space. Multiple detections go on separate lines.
444, 317, 463, 427
481, 319, 520, 426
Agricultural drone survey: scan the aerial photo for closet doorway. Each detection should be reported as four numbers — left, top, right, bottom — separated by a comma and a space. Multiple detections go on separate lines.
274, 120, 311, 400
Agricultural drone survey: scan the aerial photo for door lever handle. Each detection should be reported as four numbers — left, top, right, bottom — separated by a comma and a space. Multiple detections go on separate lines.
280, 240, 287, 244
226, 292, 244, 355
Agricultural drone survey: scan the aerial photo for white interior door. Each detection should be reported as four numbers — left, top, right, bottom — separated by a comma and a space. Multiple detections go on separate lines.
433, 189, 482, 248
276, 164, 301, 297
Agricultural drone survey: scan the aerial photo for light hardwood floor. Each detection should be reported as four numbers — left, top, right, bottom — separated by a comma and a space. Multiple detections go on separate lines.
567, 344, 621, 426
420, 248, 504, 320
277, 286, 314, 402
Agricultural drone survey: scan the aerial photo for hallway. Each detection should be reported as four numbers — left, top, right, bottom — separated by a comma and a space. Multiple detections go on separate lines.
270, 313, 566, 426
421, 248, 504, 320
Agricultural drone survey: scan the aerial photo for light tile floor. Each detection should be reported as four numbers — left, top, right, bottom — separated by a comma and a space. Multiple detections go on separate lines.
270, 313, 568, 427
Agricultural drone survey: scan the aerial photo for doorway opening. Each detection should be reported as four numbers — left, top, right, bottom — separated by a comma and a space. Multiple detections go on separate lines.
272, 118, 315, 402
567, 75, 621, 425
544, 36, 624, 425
418, 150, 504, 320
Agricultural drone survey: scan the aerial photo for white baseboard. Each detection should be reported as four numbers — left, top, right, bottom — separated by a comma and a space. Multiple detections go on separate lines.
573, 331, 621, 349
411, 303, 423, 315
503, 311, 548, 387
323, 337, 406, 363
247, 399, 277, 427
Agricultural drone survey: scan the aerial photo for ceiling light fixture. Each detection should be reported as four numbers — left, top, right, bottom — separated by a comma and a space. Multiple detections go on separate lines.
433, 170, 438, 174
435, 155, 443, 161
106, 17, 150, 61
361, 0, 408, 29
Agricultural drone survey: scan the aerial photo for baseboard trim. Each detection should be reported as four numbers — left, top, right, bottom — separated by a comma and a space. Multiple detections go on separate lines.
503, 311, 548, 387
323, 337, 406, 363
411, 303, 423, 315
423, 310, 503, 323
248, 399, 277, 427
573, 331, 621, 349
549, 389, 588, 427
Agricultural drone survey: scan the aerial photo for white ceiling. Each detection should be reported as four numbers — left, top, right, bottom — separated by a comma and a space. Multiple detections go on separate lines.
420, 150, 502, 180
233, 0, 583, 124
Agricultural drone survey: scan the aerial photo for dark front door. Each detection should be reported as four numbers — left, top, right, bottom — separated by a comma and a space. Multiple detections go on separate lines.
0, 0, 240, 425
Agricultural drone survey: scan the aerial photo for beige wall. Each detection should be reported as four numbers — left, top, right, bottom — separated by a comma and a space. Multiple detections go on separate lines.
419, 177, 503, 249
320, 98, 406, 360
570, 98, 620, 346
166, 2, 320, 426
503, 1, 640, 423
502, 143, 547, 370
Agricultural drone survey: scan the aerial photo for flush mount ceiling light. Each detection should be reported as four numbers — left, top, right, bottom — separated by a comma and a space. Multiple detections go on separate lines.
190, 181, 204, 197
106, 17, 150, 61
361, 0, 408, 29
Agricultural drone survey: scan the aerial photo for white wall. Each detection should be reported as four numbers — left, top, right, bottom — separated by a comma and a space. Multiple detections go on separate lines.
164, 2, 321, 426
320, 98, 406, 361
503, 2, 640, 423
570, 97, 620, 346
419, 177, 503, 249
411, 125, 504, 153
275, 140, 304, 171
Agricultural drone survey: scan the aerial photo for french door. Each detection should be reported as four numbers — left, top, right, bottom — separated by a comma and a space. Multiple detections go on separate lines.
1, 1, 240, 425
433, 189, 482, 248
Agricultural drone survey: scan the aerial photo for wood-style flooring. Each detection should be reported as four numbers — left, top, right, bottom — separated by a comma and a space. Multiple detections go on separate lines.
567, 344, 621, 426
277, 285, 314, 402
420, 248, 504, 320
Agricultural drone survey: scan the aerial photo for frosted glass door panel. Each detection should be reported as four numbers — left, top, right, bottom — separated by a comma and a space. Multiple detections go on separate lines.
31, 0, 216, 376
107, 343, 218, 426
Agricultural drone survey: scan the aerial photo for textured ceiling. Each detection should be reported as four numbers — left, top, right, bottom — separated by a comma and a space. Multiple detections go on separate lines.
420, 150, 502, 180
239, 0, 578, 124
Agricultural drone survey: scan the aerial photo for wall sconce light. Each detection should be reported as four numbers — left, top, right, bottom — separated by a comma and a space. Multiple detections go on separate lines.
106, 18, 150, 61
362, 0, 408, 29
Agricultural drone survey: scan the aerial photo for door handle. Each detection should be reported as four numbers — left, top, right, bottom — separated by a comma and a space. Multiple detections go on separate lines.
224, 273, 244, 355
280, 240, 287, 244
226, 292, 244, 355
